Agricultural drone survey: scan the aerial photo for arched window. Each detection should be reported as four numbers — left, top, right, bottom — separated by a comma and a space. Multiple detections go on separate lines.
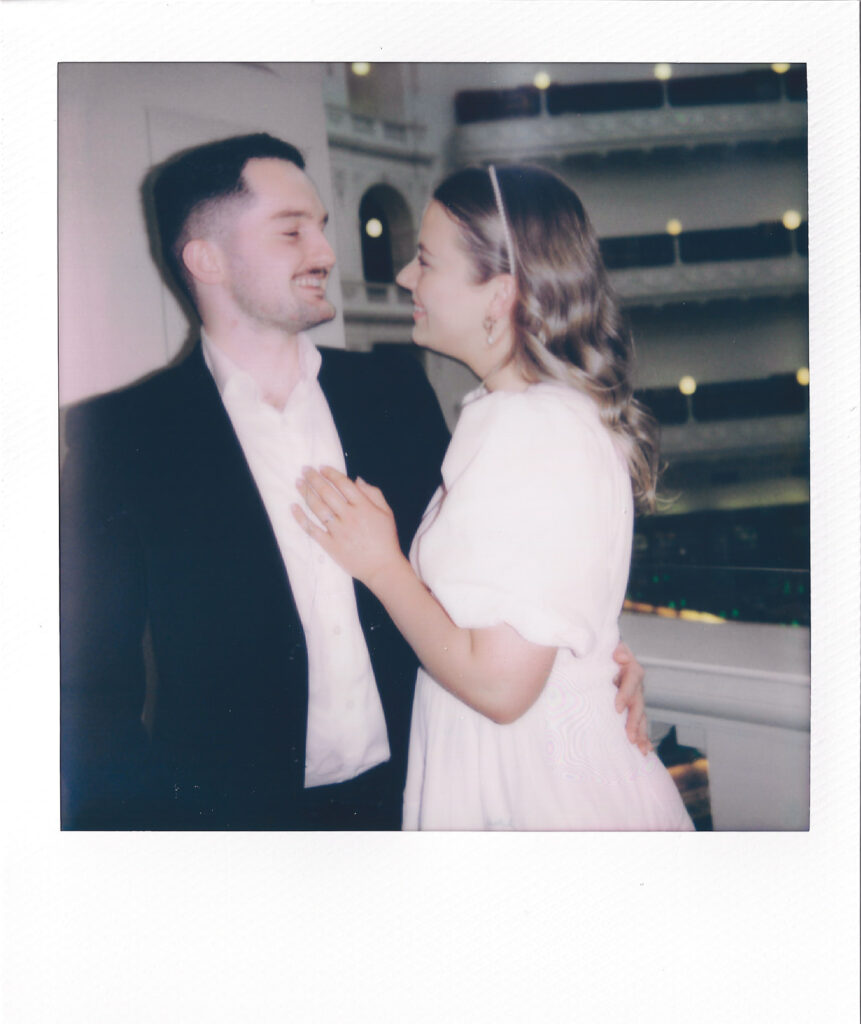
358, 185, 414, 284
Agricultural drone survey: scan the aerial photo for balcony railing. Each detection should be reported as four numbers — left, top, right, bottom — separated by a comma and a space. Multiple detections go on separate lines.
620, 611, 810, 830
455, 68, 806, 125
340, 279, 415, 321
342, 250, 806, 319
457, 102, 807, 161
612, 253, 807, 305
602, 219, 808, 305
325, 104, 435, 162
658, 413, 808, 459
626, 563, 810, 629
455, 69, 807, 162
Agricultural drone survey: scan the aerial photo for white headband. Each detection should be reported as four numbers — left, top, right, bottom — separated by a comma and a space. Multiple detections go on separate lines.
488, 164, 516, 274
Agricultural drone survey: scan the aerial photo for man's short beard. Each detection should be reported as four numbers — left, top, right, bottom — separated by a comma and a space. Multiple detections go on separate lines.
276, 298, 336, 334
229, 281, 336, 335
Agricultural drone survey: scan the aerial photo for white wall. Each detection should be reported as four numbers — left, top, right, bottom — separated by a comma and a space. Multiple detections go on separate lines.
59, 62, 344, 407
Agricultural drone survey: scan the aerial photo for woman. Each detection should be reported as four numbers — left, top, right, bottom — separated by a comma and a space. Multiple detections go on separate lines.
294, 165, 693, 831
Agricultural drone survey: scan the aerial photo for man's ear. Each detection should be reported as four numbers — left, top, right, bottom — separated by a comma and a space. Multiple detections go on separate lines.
181, 238, 224, 286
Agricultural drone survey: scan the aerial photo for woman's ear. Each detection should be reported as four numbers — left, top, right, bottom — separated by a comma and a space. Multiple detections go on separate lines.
181, 238, 224, 287
489, 273, 517, 320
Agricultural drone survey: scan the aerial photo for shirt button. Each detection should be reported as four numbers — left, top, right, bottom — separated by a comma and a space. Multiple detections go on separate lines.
333, 625, 342, 636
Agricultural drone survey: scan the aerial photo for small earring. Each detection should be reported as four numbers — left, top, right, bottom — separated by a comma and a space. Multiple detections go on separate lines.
483, 316, 496, 346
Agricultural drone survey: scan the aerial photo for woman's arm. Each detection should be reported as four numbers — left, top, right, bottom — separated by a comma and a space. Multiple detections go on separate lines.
293, 466, 556, 725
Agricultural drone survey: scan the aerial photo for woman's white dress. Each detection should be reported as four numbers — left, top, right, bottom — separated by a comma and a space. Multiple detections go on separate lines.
402, 383, 694, 831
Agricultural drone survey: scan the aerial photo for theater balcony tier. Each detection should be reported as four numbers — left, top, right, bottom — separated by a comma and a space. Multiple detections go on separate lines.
341, 247, 807, 336
325, 104, 437, 164
611, 253, 807, 306
659, 413, 807, 462
454, 100, 807, 163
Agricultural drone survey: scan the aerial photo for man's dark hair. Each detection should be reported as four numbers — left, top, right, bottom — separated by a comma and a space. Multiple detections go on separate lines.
150, 132, 305, 310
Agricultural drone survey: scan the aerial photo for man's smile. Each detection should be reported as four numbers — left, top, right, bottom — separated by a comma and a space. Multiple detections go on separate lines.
293, 273, 328, 291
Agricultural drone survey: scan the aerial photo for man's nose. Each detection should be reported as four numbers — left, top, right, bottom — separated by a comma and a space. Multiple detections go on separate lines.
309, 229, 335, 269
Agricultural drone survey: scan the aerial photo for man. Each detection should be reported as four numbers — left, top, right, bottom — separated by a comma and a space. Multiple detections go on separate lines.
60, 133, 648, 830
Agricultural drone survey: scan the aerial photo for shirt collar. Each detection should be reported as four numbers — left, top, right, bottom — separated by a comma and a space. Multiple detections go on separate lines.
201, 329, 322, 403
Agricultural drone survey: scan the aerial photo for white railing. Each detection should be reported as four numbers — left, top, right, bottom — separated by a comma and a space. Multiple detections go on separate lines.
612, 253, 808, 306
325, 104, 434, 159
620, 611, 810, 830
658, 413, 808, 459
341, 280, 415, 319
343, 250, 807, 322
456, 100, 807, 162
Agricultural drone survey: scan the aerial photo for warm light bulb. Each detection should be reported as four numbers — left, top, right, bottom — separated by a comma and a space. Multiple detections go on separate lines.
533, 71, 551, 90
796, 367, 810, 386
666, 218, 683, 236
771, 63, 791, 74
782, 209, 802, 230
679, 375, 697, 396
365, 218, 383, 238
654, 63, 672, 81
351, 62, 371, 77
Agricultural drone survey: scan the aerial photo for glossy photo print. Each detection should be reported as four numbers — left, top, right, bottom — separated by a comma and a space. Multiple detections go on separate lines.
3, 3, 858, 1021
59, 61, 809, 833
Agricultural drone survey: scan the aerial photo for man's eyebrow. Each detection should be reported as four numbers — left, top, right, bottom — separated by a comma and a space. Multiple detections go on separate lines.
270, 209, 329, 227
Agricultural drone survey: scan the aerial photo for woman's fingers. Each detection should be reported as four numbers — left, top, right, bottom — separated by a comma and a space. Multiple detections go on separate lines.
356, 476, 390, 512
297, 467, 391, 539
301, 466, 352, 512
297, 476, 341, 528
302, 466, 389, 516
291, 503, 334, 549
319, 465, 364, 503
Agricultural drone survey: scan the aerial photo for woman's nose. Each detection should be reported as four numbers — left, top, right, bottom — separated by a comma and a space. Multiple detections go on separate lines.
396, 258, 417, 291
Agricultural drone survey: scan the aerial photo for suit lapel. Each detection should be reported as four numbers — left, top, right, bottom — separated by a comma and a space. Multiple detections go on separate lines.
317, 347, 361, 479
169, 342, 304, 628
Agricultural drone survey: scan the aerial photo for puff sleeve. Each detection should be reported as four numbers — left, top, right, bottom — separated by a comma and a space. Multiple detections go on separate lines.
414, 387, 633, 655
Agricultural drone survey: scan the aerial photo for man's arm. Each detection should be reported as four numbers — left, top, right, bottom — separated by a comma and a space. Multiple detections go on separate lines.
60, 404, 155, 828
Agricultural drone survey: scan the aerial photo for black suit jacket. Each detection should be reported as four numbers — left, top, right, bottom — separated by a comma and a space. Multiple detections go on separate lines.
60, 342, 450, 830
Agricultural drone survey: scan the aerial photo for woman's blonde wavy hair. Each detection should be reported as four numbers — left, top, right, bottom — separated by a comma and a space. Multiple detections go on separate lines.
433, 164, 660, 513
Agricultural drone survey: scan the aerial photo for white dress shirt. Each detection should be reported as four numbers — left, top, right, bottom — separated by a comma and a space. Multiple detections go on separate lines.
202, 332, 391, 787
